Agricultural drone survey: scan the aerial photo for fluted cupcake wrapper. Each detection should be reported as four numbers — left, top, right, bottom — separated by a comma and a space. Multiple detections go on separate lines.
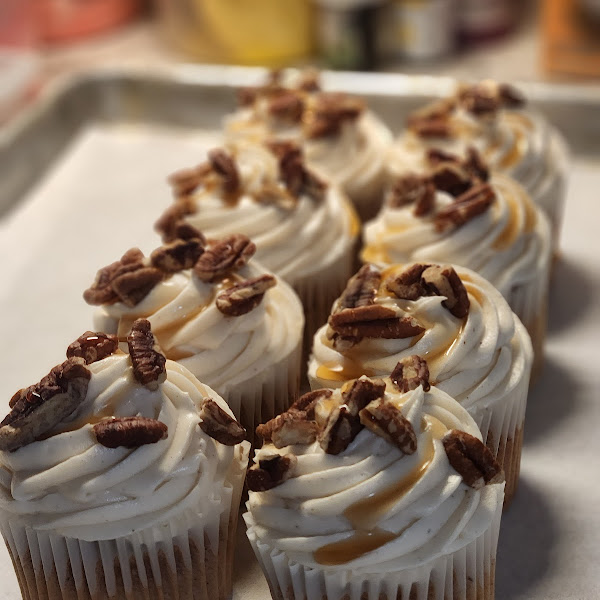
0, 445, 249, 600
219, 339, 302, 445
244, 490, 503, 600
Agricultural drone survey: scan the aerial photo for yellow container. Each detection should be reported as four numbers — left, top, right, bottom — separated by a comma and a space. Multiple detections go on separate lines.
156, 0, 314, 65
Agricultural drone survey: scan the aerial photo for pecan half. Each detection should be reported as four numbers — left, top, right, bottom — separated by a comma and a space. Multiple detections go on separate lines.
385, 263, 429, 301
387, 174, 435, 216
0, 358, 91, 451
256, 411, 319, 448
93, 416, 168, 448
199, 398, 246, 446
431, 163, 472, 197
341, 377, 386, 415
338, 264, 381, 309
193, 234, 256, 282
443, 429, 504, 489
304, 93, 365, 139
268, 91, 304, 123
127, 319, 166, 390
208, 149, 240, 196
154, 197, 199, 243
434, 182, 495, 232
390, 355, 430, 393
359, 398, 417, 454
289, 389, 332, 420
458, 84, 500, 117
110, 267, 164, 308
168, 163, 212, 196
421, 265, 470, 318
319, 405, 359, 455
67, 331, 119, 365
216, 274, 276, 317
246, 454, 297, 491
150, 238, 205, 273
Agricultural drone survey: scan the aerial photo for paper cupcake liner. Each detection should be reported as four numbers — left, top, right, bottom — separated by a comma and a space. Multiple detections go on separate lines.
345, 172, 388, 223
469, 355, 530, 507
244, 494, 503, 600
292, 243, 356, 362
220, 340, 302, 444
0, 445, 249, 600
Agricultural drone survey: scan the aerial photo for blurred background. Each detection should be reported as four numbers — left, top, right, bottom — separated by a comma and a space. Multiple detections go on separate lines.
1, 0, 600, 122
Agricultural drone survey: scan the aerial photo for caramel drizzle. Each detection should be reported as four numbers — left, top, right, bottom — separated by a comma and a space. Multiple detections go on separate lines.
314, 415, 448, 565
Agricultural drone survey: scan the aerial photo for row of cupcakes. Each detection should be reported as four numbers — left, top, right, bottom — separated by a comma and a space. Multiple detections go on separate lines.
0, 70, 564, 600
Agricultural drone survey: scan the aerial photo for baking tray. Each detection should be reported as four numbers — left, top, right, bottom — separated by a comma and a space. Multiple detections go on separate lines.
0, 66, 599, 600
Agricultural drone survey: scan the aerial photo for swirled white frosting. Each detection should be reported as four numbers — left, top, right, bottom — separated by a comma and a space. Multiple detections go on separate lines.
363, 174, 551, 300
94, 261, 303, 396
168, 142, 358, 286
225, 104, 392, 210
388, 105, 567, 221
0, 355, 249, 541
308, 264, 532, 415
246, 382, 504, 572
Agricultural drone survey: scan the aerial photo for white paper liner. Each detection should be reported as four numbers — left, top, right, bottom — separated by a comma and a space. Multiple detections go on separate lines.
0, 444, 249, 600
244, 488, 503, 600
220, 340, 302, 444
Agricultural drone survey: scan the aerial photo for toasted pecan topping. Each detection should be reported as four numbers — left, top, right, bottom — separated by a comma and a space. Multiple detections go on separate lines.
497, 83, 526, 108
289, 389, 332, 420
208, 149, 241, 196
150, 238, 205, 273
297, 69, 321, 92
256, 412, 319, 448
443, 429, 504, 488
391, 355, 430, 393
457, 82, 526, 117
338, 265, 381, 309
434, 182, 495, 232
237, 86, 259, 107
386, 263, 470, 319
216, 274, 276, 316
127, 319, 166, 391
341, 377, 386, 415
407, 98, 455, 139
246, 454, 297, 491
464, 147, 490, 182
93, 417, 168, 449
168, 163, 212, 196
387, 174, 436, 216
154, 198, 198, 242
268, 91, 305, 122
304, 92, 365, 139
110, 267, 164, 308
0, 358, 91, 451
193, 234, 256, 282
67, 331, 118, 365
359, 398, 417, 454
199, 398, 246, 446
431, 163, 472, 197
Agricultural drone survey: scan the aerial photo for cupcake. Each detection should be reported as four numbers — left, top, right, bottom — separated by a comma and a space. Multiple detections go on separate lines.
84, 230, 303, 437
224, 69, 393, 220
0, 321, 250, 600
388, 80, 568, 250
157, 141, 358, 344
363, 149, 551, 371
245, 366, 504, 600
308, 262, 533, 504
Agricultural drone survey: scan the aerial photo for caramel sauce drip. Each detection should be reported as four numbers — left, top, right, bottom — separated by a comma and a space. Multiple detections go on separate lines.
313, 416, 448, 565
315, 360, 375, 383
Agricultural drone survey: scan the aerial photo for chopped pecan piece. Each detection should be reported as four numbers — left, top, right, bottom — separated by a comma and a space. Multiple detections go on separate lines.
421, 265, 470, 318
443, 429, 504, 489
150, 238, 205, 273
127, 319, 166, 390
194, 234, 256, 282
329, 305, 424, 341
431, 163, 472, 197
387, 173, 435, 216
67, 331, 118, 365
359, 398, 417, 454
208, 149, 241, 196
297, 69, 321, 92
289, 389, 332, 420
304, 93, 365, 139
199, 398, 246, 446
319, 405, 359, 455
0, 358, 91, 451
458, 84, 500, 117
254, 181, 296, 210
426, 148, 461, 166
216, 274, 276, 316
246, 454, 297, 491
256, 411, 319, 448
434, 182, 495, 232
341, 377, 386, 415
168, 163, 212, 196
268, 91, 304, 122
385, 263, 429, 301
464, 147, 489, 182
154, 198, 198, 242
407, 98, 455, 129
338, 264, 381, 309
410, 117, 451, 139
93, 417, 168, 449
390, 355, 430, 393
237, 86, 258, 107
498, 83, 525, 108
110, 267, 164, 308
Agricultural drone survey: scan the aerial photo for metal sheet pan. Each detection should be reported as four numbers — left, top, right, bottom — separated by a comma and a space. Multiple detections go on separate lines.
0, 67, 599, 600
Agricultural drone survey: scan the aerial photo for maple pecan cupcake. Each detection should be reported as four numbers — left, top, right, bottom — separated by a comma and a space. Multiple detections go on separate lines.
157, 141, 358, 345
363, 148, 551, 371
0, 322, 250, 600
224, 69, 392, 221
308, 262, 533, 504
245, 366, 504, 600
388, 80, 568, 251
84, 230, 303, 438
